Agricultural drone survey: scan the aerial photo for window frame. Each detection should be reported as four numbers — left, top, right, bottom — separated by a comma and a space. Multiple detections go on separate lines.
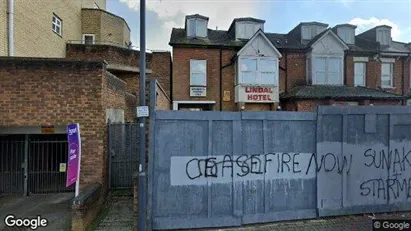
52, 14, 62, 36
302, 26, 312, 40
354, 62, 366, 87
238, 56, 278, 85
311, 55, 344, 85
381, 62, 393, 88
377, 29, 391, 46
190, 59, 207, 86
337, 27, 354, 44
82, 34, 96, 45
187, 18, 207, 38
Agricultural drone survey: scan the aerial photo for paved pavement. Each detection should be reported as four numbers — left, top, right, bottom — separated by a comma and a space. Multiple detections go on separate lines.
93, 191, 134, 231
0, 193, 73, 231
93, 192, 411, 231
194, 212, 411, 231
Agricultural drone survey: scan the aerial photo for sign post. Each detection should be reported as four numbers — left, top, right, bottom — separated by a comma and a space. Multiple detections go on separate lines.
66, 123, 82, 197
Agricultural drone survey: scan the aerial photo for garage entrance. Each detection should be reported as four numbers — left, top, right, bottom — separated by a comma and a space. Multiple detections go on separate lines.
0, 133, 74, 196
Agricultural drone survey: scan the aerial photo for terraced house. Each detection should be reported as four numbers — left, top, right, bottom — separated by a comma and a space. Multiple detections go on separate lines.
169, 14, 411, 111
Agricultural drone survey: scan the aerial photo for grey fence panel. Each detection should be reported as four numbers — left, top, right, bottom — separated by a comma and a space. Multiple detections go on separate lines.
317, 106, 411, 217
150, 111, 318, 230
151, 114, 242, 230
240, 113, 318, 224
109, 123, 139, 189
149, 107, 411, 230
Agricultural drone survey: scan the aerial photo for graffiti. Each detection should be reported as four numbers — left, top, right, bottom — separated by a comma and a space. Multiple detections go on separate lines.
363, 148, 411, 172
184, 152, 353, 180
360, 173, 411, 199
306, 152, 353, 175
360, 147, 411, 199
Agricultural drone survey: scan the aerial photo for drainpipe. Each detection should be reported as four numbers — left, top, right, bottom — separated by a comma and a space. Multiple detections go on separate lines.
284, 52, 288, 92
7, 0, 14, 56
344, 53, 348, 86
402, 58, 405, 105
219, 49, 235, 111
219, 49, 223, 111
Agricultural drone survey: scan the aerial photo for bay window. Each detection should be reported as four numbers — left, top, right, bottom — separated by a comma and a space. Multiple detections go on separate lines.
381, 63, 393, 88
239, 57, 278, 85
354, 62, 366, 86
190, 60, 206, 86
313, 56, 343, 85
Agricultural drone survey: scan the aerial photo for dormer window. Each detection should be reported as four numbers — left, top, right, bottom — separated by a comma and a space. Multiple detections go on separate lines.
186, 14, 209, 38
236, 22, 263, 40
301, 23, 328, 41
229, 18, 265, 40
187, 18, 207, 38
335, 25, 356, 45
376, 27, 391, 46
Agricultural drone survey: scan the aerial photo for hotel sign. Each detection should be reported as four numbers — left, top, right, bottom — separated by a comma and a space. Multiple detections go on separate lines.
235, 85, 278, 103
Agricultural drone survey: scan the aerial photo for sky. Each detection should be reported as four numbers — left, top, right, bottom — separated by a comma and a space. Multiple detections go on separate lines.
107, 0, 411, 51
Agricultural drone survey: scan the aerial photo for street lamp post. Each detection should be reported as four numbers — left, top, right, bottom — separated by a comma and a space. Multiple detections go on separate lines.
138, 0, 147, 230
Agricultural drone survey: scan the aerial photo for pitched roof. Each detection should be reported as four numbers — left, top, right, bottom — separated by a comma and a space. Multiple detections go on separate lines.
169, 21, 410, 54
237, 29, 282, 58
281, 85, 405, 100
170, 28, 314, 50
380, 41, 411, 53
304, 29, 349, 50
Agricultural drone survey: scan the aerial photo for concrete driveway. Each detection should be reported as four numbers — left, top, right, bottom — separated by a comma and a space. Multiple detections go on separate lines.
0, 193, 73, 231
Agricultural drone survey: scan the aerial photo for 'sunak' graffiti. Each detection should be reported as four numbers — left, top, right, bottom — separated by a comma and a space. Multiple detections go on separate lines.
360, 147, 411, 200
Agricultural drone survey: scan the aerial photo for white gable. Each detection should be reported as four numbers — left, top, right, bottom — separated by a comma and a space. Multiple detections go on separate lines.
237, 31, 282, 58
311, 31, 348, 55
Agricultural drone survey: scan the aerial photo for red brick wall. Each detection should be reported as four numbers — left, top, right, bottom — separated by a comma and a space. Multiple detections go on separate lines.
173, 47, 237, 111
345, 55, 354, 87
155, 82, 171, 110
172, 46, 410, 111
151, 51, 172, 97
371, 100, 402, 106
404, 59, 411, 94
0, 58, 107, 190
66, 44, 153, 70
296, 100, 329, 112
285, 52, 306, 91
365, 57, 406, 96
221, 49, 237, 111
244, 103, 272, 111
103, 72, 127, 112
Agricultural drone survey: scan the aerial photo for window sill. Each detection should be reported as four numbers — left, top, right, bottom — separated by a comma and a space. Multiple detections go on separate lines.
53, 31, 63, 38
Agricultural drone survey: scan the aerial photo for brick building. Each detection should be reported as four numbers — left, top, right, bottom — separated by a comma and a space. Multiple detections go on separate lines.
0, 0, 172, 201
169, 14, 411, 111
0, 0, 129, 57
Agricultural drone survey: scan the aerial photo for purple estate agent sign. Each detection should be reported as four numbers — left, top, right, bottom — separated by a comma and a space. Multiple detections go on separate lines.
66, 123, 81, 188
